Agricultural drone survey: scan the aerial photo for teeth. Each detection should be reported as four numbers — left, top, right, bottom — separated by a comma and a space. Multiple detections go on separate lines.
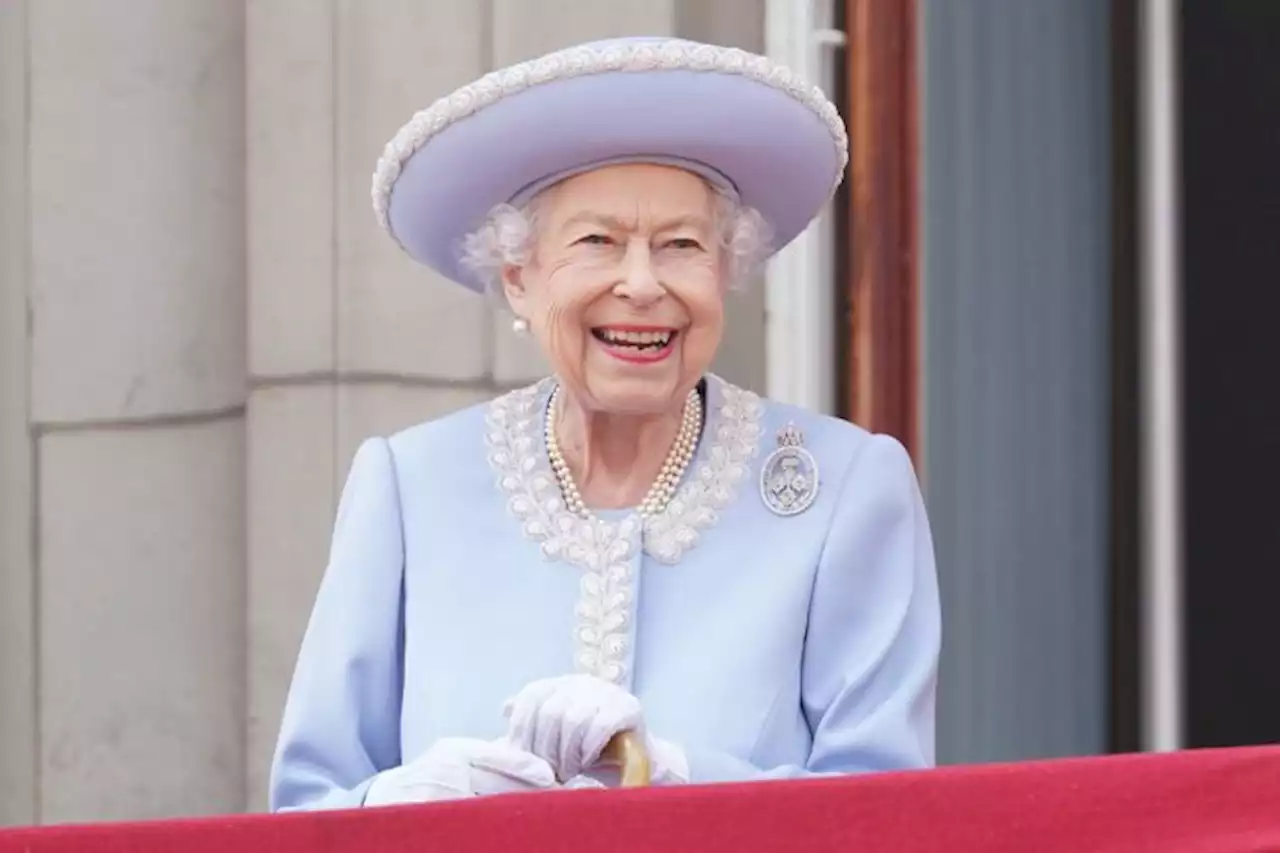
598, 329, 673, 346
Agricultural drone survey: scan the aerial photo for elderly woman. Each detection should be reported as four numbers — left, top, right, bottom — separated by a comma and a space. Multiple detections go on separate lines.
269, 36, 940, 811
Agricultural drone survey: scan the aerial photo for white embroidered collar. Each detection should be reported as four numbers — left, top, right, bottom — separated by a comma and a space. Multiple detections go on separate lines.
484, 374, 764, 569
484, 374, 762, 684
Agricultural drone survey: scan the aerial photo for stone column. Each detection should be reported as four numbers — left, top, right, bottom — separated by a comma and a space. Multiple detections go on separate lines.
23, 0, 247, 822
245, 0, 496, 810
0, 0, 36, 830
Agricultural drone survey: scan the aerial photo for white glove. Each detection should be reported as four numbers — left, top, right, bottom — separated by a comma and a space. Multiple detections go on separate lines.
503, 674, 690, 785
363, 737, 557, 806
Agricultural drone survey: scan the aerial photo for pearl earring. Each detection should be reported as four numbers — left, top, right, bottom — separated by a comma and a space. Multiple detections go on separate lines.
512, 317, 530, 334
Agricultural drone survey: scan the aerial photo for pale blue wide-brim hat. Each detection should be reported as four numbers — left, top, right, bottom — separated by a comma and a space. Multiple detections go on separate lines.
371, 36, 848, 293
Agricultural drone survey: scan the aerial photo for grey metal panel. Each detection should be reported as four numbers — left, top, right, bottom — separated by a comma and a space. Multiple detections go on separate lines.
920, 0, 1113, 763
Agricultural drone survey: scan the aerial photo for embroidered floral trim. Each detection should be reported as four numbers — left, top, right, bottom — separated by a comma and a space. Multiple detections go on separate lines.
371, 39, 848, 240
485, 379, 639, 684
643, 381, 763, 563
484, 376, 765, 683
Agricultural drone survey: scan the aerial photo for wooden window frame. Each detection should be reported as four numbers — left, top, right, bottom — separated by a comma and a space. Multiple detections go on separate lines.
842, 0, 921, 461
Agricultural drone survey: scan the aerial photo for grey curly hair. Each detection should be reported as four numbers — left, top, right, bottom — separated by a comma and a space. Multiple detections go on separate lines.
458, 181, 774, 298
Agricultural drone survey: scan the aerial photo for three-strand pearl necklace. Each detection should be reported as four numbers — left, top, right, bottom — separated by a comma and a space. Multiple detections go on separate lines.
544, 386, 703, 521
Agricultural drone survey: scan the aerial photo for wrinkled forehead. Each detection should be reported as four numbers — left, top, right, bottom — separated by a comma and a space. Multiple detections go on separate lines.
535, 163, 720, 230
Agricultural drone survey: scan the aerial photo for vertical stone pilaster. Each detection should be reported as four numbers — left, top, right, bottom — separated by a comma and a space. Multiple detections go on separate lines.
334, 0, 491, 383
26, 0, 248, 822
0, 0, 36, 828
246, 0, 498, 811
244, 0, 338, 809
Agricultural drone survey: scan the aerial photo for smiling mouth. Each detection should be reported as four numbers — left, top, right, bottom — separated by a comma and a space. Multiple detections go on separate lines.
590, 327, 678, 352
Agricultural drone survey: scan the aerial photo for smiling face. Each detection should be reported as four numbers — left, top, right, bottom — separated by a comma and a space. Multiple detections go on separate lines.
502, 163, 728, 416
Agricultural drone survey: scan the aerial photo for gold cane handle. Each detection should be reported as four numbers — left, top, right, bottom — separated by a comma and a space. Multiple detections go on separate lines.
601, 730, 651, 788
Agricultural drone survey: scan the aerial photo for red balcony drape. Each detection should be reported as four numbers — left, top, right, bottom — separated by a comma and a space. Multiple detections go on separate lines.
3, 746, 1279, 853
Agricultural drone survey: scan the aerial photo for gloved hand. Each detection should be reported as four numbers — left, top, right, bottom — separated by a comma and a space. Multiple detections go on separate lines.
363, 737, 557, 806
503, 674, 690, 785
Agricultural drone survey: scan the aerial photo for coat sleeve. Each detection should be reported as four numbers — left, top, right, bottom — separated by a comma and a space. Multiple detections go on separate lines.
683, 433, 941, 782
268, 437, 407, 811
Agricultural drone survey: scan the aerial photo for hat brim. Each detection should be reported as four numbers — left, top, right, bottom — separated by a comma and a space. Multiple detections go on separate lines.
378, 44, 846, 293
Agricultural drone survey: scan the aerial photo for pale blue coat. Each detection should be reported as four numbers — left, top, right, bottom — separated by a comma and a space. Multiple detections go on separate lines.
269, 375, 941, 811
